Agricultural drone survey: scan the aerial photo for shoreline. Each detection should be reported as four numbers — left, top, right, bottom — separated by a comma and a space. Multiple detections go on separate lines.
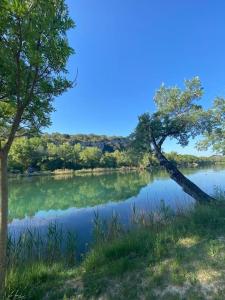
8, 161, 222, 178
8, 166, 139, 178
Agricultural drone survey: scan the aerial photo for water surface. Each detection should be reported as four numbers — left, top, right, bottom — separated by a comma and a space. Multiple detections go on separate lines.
8, 166, 225, 251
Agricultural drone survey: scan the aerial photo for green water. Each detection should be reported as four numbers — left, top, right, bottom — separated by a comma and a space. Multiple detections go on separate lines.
8, 166, 225, 247
9, 170, 153, 221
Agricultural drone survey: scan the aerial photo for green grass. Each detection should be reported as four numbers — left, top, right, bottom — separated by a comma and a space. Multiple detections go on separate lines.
5, 197, 225, 299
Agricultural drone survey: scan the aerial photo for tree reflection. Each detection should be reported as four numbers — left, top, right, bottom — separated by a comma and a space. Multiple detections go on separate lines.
9, 171, 153, 220
9, 167, 214, 221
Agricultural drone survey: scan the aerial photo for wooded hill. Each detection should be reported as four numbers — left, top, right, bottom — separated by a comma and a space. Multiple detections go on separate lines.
43, 133, 130, 152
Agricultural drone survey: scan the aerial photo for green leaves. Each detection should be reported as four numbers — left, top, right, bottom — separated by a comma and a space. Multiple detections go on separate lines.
131, 113, 153, 152
0, 0, 75, 149
80, 147, 102, 168
154, 77, 203, 114
198, 97, 225, 154
133, 77, 224, 153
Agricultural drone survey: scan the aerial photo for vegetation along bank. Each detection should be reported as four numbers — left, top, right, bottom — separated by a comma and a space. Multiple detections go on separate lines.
8, 133, 224, 175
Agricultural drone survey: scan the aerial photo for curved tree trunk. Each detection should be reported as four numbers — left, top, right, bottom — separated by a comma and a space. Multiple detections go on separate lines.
0, 153, 8, 296
153, 147, 215, 203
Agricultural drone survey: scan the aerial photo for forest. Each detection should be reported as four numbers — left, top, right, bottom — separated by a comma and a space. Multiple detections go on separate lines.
7, 133, 223, 173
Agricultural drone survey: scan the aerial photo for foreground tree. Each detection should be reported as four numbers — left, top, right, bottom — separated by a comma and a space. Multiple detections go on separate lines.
0, 0, 74, 292
132, 77, 224, 203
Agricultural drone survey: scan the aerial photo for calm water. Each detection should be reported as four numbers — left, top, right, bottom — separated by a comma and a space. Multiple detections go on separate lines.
8, 166, 225, 251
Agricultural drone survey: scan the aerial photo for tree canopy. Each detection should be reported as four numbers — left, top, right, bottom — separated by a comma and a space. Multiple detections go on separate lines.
0, 0, 74, 152
133, 77, 214, 153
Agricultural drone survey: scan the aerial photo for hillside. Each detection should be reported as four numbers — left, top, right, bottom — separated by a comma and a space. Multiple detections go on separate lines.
43, 133, 130, 152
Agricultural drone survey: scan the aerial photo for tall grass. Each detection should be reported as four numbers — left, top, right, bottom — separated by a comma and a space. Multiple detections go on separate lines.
7, 223, 76, 268
5, 223, 77, 299
93, 210, 124, 244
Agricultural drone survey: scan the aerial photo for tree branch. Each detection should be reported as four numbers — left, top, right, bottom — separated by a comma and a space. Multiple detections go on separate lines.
15, 16, 23, 104
3, 36, 41, 154
157, 135, 167, 149
3, 105, 24, 153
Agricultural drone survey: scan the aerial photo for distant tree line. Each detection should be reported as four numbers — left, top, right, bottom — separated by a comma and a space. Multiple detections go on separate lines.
43, 133, 129, 151
8, 135, 223, 173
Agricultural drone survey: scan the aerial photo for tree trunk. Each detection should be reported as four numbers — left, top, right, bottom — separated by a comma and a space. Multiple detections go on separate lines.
0, 153, 8, 296
153, 148, 215, 203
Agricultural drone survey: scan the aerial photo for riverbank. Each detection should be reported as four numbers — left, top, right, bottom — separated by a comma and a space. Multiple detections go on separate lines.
5, 191, 225, 300
8, 166, 139, 178
8, 161, 221, 178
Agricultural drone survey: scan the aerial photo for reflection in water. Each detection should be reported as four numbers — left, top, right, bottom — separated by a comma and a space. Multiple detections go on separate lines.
9, 171, 153, 220
8, 166, 225, 252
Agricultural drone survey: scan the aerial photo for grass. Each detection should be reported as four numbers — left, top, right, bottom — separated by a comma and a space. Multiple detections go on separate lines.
7, 223, 76, 268
5, 194, 225, 299
4, 223, 77, 300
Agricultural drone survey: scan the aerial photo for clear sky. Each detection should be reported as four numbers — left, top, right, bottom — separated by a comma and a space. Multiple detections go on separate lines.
48, 0, 225, 155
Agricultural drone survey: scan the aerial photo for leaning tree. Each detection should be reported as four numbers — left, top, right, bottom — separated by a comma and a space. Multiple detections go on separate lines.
132, 77, 225, 203
0, 0, 74, 292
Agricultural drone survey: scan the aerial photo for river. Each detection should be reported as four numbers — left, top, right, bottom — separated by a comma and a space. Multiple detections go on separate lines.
8, 165, 225, 252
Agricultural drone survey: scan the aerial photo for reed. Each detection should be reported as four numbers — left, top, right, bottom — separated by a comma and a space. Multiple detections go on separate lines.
7, 223, 77, 268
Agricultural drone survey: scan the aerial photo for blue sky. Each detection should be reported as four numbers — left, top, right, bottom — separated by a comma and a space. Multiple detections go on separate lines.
48, 0, 225, 155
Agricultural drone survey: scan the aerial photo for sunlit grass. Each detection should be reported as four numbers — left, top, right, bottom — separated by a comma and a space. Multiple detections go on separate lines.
177, 236, 199, 248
